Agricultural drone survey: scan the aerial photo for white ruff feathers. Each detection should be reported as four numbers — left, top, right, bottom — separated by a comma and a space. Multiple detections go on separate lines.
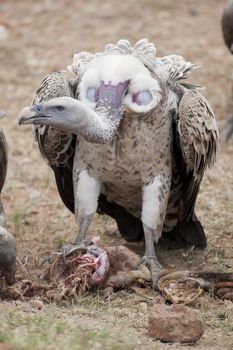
85, 55, 149, 85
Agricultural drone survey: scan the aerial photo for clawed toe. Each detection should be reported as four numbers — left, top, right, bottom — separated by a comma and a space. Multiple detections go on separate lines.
62, 241, 89, 260
137, 255, 161, 289
136, 255, 147, 268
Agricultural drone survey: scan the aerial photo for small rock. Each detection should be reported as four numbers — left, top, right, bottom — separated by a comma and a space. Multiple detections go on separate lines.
0, 343, 12, 350
0, 111, 6, 119
139, 302, 147, 313
0, 25, 9, 41
29, 299, 44, 310
189, 8, 199, 16
29, 189, 41, 200
148, 303, 205, 343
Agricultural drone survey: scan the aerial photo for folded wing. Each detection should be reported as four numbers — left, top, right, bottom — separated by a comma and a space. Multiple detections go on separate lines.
33, 72, 76, 212
176, 89, 218, 220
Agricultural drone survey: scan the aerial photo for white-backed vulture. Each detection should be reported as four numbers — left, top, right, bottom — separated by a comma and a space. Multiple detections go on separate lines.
221, 0, 233, 141
0, 124, 16, 285
18, 40, 218, 287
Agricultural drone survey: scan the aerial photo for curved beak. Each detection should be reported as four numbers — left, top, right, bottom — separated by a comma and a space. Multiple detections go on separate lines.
18, 106, 34, 125
18, 105, 51, 125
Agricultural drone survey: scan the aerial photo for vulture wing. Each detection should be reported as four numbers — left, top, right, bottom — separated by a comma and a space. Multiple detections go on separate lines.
0, 129, 7, 194
33, 72, 76, 212
221, 0, 233, 53
175, 89, 218, 221
221, 1, 233, 141
0, 129, 7, 226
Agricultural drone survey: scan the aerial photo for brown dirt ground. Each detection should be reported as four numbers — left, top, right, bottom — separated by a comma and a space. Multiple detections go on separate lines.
0, 0, 233, 349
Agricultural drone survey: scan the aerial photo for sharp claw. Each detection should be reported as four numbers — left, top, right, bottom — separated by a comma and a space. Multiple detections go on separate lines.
62, 244, 72, 260
62, 242, 89, 260
137, 255, 161, 289
150, 258, 161, 290
135, 256, 147, 269
40, 253, 61, 267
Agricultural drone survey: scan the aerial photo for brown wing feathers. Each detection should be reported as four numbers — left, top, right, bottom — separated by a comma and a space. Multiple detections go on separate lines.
0, 130, 7, 194
177, 89, 218, 220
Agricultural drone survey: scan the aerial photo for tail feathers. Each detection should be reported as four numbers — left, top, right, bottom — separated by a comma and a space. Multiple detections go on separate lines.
53, 165, 75, 214
162, 215, 207, 248
98, 196, 207, 248
98, 194, 144, 242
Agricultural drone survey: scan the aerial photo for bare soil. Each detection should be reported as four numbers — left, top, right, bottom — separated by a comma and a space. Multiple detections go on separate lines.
0, 0, 232, 349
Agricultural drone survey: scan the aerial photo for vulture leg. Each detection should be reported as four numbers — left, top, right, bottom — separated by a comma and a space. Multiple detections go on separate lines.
76, 214, 94, 244
140, 173, 171, 288
142, 223, 161, 288
62, 168, 101, 258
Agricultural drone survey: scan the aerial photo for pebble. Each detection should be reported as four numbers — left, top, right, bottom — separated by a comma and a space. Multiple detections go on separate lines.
0, 25, 9, 41
29, 299, 44, 310
148, 303, 205, 343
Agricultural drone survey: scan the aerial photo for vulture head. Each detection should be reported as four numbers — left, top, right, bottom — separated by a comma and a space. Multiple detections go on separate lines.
222, 0, 233, 54
18, 54, 162, 143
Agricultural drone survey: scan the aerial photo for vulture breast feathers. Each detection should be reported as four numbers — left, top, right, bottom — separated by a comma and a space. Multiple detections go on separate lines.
28, 39, 218, 245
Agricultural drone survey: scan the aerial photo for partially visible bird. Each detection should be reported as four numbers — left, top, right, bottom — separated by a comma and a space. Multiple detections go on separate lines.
0, 123, 16, 285
222, 0, 233, 54
0, 226, 16, 285
18, 40, 218, 288
221, 0, 233, 141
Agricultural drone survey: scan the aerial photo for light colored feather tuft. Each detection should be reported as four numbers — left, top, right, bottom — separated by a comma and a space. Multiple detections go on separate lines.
159, 55, 200, 82
68, 39, 158, 78
67, 51, 95, 76
104, 38, 157, 66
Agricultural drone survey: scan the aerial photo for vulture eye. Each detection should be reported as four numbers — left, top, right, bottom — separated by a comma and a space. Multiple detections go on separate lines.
56, 106, 64, 112
86, 87, 99, 103
132, 90, 152, 106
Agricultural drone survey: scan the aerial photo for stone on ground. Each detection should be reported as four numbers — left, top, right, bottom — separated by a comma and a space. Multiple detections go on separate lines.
148, 303, 205, 343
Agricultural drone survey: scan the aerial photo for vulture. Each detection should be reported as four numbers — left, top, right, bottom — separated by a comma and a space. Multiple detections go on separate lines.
18, 39, 218, 288
221, 0, 233, 141
0, 120, 16, 285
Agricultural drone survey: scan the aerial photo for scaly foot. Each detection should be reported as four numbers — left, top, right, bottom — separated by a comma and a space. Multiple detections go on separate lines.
138, 254, 161, 289
62, 240, 90, 260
